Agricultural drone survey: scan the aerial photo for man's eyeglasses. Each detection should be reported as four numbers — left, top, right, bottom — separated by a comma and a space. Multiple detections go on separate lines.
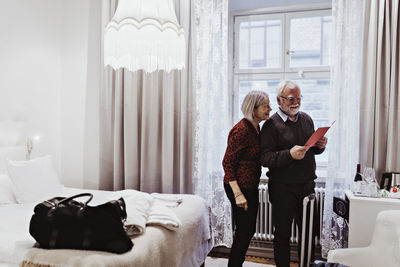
279, 95, 303, 103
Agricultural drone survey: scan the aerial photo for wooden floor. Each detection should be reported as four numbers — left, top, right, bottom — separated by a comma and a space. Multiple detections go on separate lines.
245, 256, 298, 267
209, 247, 299, 267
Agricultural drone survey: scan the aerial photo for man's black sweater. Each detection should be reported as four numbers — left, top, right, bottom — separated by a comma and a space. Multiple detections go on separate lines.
260, 111, 324, 183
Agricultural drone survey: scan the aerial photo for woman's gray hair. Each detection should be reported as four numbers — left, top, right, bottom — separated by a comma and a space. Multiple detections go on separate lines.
241, 90, 269, 121
276, 80, 299, 96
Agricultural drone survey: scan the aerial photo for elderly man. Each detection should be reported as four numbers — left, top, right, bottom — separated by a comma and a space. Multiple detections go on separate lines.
260, 80, 327, 267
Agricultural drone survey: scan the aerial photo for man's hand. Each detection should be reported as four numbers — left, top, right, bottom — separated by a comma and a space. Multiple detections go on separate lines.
315, 136, 328, 149
290, 145, 307, 160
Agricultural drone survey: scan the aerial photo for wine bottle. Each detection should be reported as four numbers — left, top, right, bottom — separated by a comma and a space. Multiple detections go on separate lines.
354, 164, 362, 182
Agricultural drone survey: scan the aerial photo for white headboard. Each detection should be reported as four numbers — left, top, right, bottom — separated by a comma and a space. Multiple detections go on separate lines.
0, 108, 28, 174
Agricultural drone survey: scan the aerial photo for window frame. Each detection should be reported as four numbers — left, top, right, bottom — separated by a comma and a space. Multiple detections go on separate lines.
284, 10, 333, 73
230, 4, 332, 181
234, 13, 285, 74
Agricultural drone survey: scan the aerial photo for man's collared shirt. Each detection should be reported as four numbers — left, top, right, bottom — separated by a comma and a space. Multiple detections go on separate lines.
277, 107, 299, 122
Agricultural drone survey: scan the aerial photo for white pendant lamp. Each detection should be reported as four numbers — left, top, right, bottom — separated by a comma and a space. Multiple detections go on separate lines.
104, 0, 186, 73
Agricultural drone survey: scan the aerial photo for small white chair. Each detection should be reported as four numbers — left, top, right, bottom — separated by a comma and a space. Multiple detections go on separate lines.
327, 210, 400, 267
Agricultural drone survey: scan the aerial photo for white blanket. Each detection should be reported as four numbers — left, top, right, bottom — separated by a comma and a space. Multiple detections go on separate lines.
109, 190, 182, 236
0, 203, 36, 266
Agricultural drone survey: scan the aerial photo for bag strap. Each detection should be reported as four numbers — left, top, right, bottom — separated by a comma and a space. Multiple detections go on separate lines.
56, 193, 93, 207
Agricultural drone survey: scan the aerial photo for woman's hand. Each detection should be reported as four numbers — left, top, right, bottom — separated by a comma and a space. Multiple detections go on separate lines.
229, 180, 248, 211
235, 193, 248, 211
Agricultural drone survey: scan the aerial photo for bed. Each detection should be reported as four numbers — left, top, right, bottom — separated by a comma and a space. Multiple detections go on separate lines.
0, 145, 213, 267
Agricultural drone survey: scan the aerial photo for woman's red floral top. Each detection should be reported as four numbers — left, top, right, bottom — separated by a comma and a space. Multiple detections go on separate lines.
222, 118, 261, 189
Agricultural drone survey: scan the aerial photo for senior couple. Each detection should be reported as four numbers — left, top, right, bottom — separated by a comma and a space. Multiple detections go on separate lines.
222, 80, 328, 267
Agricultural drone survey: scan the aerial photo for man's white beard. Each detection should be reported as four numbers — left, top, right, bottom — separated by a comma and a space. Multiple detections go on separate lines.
281, 105, 299, 116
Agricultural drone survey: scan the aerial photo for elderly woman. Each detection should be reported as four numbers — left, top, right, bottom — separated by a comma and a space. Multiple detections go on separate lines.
222, 90, 272, 267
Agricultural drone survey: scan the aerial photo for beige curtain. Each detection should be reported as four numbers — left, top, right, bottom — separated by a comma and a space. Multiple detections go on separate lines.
360, 0, 400, 178
99, 0, 193, 193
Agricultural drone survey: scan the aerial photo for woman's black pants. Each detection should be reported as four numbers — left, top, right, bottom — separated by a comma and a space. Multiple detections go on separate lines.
224, 183, 259, 267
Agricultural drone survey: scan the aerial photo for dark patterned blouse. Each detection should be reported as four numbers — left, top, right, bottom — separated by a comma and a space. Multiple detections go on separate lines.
222, 118, 261, 189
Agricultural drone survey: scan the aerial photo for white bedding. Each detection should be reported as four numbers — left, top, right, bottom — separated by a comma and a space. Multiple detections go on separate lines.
0, 187, 213, 267
0, 202, 36, 266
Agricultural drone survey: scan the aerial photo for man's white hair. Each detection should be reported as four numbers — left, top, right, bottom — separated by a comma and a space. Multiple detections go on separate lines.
276, 80, 300, 96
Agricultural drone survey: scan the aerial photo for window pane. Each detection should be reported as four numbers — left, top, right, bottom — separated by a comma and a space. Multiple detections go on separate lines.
239, 19, 282, 69
292, 78, 331, 162
289, 15, 332, 67
238, 78, 330, 163
238, 79, 280, 123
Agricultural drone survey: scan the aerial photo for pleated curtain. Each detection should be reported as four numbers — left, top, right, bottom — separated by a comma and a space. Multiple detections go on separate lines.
359, 0, 400, 177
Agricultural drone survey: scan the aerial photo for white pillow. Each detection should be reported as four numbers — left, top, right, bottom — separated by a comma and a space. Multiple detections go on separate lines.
6, 155, 64, 203
0, 145, 26, 174
0, 174, 17, 204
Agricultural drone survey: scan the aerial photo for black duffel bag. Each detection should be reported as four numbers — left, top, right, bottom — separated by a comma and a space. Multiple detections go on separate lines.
29, 193, 133, 254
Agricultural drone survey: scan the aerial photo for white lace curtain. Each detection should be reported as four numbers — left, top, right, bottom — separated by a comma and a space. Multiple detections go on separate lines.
321, 0, 364, 258
191, 0, 232, 247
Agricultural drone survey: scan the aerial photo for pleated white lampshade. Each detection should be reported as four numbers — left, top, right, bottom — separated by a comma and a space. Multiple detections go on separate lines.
104, 0, 186, 73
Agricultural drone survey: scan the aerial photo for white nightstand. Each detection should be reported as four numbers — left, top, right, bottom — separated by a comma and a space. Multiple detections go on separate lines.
345, 190, 400, 247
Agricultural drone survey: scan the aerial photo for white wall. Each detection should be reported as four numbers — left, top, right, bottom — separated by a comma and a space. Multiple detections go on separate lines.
0, 0, 63, 170
58, 0, 101, 189
0, 0, 101, 188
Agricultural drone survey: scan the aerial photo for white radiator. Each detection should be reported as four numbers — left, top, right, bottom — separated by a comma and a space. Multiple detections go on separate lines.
254, 183, 325, 246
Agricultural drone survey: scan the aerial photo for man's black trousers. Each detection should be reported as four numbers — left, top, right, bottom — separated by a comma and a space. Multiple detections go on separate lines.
268, 180, 319, 267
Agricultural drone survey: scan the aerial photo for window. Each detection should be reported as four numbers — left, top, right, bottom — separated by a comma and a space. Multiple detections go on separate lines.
238, 18, 282, 69
232, 9, 333, 178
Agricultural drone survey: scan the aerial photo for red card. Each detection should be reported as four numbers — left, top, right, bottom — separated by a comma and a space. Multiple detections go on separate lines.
305, 121, 335, 147
305, 127, 330, 147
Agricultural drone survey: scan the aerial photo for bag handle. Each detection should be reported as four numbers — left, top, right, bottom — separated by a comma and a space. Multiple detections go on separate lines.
57, 193, 93, 207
